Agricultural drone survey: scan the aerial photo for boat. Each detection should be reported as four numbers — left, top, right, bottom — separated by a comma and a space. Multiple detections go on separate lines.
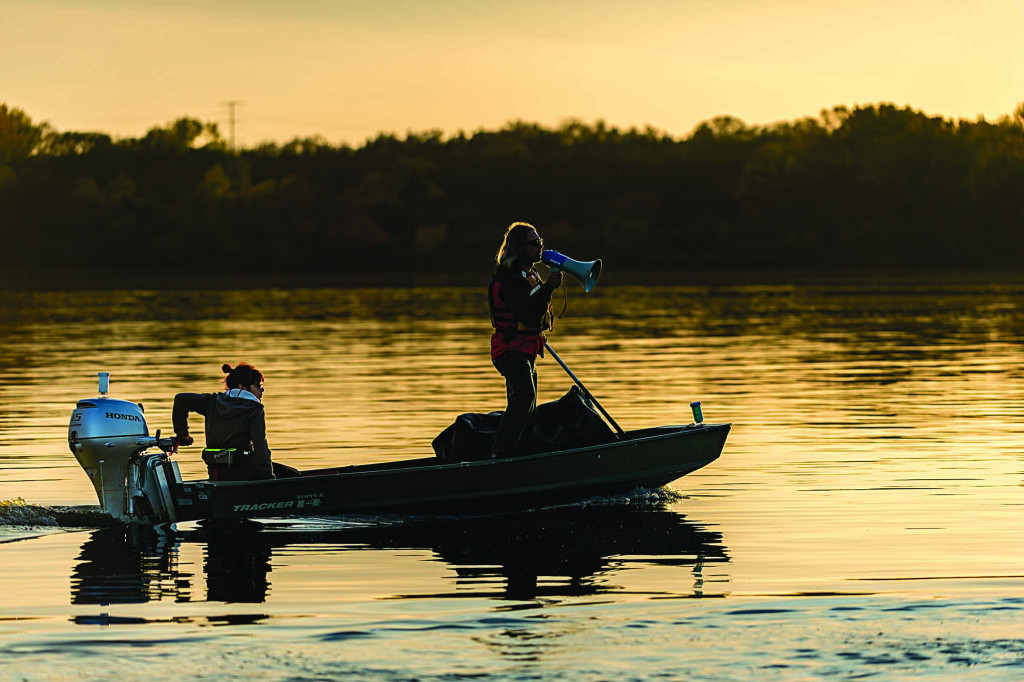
68, 373, 730, 524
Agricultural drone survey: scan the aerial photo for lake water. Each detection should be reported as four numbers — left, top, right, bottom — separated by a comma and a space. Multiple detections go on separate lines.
2, 280, 1024, 679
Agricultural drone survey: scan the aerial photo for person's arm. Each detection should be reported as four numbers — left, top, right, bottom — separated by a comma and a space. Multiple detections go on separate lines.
248, 407, 275, 480
172, 393, 214, 442
497, 269, 555, 327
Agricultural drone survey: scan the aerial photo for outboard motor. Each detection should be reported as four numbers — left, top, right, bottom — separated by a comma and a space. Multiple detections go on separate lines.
68, 372, 180, 522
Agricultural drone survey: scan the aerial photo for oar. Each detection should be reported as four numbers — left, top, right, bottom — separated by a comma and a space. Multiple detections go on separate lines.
544, 341, 625, 439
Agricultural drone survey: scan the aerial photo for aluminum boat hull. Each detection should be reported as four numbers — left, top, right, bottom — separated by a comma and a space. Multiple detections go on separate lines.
156, 423, 730, 522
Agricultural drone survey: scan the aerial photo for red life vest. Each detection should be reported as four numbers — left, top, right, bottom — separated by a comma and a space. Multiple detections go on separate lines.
488, 267, 553, 360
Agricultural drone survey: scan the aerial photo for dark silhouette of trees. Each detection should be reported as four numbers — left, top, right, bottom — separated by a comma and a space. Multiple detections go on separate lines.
2, 101, 1023, 278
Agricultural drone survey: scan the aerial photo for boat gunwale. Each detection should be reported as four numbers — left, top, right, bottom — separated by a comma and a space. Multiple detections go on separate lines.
190, 422, 732, 488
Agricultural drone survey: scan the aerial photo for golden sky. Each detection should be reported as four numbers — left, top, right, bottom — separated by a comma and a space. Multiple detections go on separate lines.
3, 0, 1021, 146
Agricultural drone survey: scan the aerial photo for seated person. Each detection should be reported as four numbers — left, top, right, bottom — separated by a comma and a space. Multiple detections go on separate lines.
173, 362, 297, 481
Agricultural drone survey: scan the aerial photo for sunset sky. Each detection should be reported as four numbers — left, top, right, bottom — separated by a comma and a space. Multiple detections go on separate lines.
3, 0, 1021, 147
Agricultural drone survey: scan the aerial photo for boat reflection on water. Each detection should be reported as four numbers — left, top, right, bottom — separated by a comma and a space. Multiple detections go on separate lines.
397, 507, 728, 602
70, 505, 729, 607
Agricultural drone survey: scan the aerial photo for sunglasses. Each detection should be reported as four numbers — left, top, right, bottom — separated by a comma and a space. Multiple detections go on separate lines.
525, 239, 544, 248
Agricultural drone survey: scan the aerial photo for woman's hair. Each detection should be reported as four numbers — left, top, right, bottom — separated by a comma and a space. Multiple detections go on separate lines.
495, 221, 537, 269
222, 362, 264, 390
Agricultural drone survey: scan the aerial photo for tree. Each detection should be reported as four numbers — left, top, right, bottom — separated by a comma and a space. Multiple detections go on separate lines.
0, 104, 46, 166
138, 118, 222, 154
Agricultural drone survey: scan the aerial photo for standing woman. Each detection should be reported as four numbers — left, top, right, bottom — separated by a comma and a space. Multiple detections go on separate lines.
173, 362, 295, 480
488, 222, 563, 458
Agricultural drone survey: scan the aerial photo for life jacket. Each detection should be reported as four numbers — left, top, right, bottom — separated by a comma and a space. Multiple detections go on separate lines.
488, 266, 553, 360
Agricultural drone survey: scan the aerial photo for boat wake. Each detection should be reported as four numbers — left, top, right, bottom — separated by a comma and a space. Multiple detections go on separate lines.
0, 498, 121, 531
570, 485, 685, 508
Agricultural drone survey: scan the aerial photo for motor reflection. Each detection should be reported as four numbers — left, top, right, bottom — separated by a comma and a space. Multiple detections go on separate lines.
71, 526, 192, 605
69, 506, 728, 607
70, 523, 272, 605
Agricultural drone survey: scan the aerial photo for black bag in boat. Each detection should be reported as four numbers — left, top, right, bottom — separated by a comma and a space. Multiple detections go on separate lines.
431, 385, 616, 461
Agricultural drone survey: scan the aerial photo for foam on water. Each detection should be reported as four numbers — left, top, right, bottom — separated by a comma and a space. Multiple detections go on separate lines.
0, 498, 119, 532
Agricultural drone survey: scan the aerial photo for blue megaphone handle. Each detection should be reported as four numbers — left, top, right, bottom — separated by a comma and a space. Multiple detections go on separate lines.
541, 250, 568, 270
541, 249, 601, 293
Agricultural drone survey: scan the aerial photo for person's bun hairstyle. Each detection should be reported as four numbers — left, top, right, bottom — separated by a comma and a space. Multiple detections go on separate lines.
222, 362, 264, 389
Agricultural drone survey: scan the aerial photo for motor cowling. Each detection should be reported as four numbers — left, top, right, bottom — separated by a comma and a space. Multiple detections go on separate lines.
68, 395, 150, 520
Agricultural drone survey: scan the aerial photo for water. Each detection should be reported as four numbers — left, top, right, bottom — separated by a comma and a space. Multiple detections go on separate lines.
2, 280, 1024, 679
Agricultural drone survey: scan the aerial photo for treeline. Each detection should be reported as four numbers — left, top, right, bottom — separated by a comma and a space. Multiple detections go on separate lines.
2, 102, 1023, 275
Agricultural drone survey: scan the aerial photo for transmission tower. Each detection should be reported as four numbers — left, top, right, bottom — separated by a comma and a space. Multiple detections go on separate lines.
222, 100, 244, 150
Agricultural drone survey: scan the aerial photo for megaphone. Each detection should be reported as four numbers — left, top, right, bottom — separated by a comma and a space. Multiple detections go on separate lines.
542, 250, 602, 293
